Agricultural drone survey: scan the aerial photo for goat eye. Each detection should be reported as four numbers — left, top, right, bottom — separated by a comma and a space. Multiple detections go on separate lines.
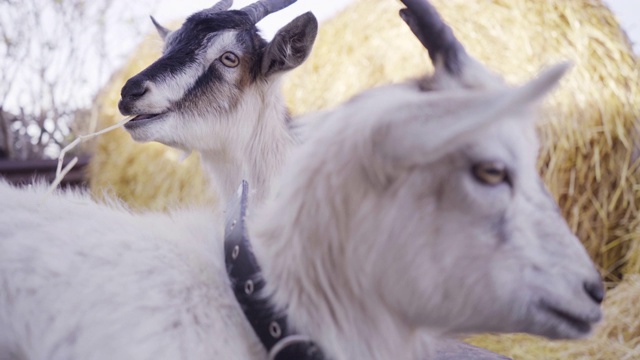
472, 162, 508, 186
220, 52, 240, 68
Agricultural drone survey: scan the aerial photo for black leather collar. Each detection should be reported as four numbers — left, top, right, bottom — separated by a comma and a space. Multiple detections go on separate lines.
224, 181, 326, 360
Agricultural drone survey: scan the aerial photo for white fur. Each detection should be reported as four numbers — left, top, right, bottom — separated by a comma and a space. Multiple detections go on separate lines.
0, 185, 263, 360
0, 65, 602, 360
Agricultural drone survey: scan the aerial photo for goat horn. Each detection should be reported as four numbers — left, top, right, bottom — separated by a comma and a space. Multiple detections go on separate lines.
150, 16, 171, 40
208, 0, 233, 13
241, 0, 297, 24
399, 0, 468, 75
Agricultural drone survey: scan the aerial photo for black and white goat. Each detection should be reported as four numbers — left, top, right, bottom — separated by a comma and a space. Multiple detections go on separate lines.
118, 0, 317, 206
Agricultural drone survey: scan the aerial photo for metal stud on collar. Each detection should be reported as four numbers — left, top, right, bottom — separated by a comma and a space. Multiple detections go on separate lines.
244, 280, 254, 295
269, 321, 282, 338
232, 245, 240, 260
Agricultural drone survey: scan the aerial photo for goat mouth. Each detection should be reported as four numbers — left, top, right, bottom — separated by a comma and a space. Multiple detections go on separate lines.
124, 113, 165, 129
539, 301, 593, 335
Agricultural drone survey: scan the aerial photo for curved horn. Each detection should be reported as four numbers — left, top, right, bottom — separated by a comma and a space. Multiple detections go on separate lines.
208, 0, 233, 13
241, 0, 297, 24
399, 0, 468, 75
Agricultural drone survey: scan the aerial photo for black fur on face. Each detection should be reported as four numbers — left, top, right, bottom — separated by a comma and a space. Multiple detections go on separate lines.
122, 9, 268, 117
120, 4, 318, 125
140, 12, 255, 76
177, 29, 266, 113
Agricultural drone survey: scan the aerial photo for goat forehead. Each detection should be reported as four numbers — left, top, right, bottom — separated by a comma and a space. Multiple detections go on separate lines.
145, 31, 241, 81
465, 119, 538, 164
184, 10, 253, 35
166, 10, 255, 54
157, 28, 264, 85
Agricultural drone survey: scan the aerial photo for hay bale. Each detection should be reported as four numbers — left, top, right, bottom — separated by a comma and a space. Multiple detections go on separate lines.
91, 0, 639, 279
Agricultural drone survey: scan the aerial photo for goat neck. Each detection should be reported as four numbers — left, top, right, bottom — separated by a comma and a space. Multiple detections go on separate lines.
247, 125, 432, 360
249, 211, 427, 360
200, 80, 295, 208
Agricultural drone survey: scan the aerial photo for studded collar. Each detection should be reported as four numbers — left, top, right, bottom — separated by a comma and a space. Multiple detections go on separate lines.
224, 181, 326, 360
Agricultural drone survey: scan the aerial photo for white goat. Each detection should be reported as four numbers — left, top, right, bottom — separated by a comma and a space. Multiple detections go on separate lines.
115, 0, 533, 358
118, 0, 316, 207
0, 57, 603, 360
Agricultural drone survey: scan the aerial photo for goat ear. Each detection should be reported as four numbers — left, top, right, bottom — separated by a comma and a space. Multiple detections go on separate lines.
150, 16, 171, 41
261, 12, 318, 77
498, 62, 571, 112
377, 63, 570, 167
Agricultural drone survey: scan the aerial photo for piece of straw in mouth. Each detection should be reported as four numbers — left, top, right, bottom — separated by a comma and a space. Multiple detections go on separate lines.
46, 116, 133, 195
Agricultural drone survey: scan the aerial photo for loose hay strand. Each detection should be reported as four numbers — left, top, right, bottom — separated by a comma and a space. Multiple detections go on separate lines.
46, 157, 80, 197
47, 117, 132, 195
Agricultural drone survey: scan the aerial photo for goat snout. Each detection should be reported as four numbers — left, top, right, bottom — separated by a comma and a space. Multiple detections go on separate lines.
119, 78, 150, 115
583, 278, 605, 304
121, 79, 149, 100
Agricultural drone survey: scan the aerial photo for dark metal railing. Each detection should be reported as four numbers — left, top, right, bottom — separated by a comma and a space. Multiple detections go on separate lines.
0, 156, 90, 188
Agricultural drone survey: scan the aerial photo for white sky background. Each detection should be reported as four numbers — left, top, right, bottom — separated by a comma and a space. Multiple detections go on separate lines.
604, 0, 640, 53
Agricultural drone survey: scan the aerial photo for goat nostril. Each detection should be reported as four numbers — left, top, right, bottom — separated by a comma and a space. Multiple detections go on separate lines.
584, 280, 605, 304
121, 81, 149, 100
